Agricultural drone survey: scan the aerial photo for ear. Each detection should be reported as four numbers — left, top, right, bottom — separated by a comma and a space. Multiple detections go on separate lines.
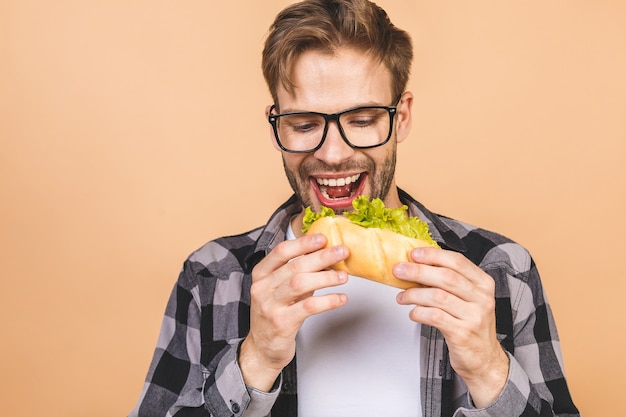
265, 104, 281, 151
394, 91, 413, 144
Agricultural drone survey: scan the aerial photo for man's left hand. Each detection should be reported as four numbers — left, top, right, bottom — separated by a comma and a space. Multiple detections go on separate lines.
394, 247, 509, 408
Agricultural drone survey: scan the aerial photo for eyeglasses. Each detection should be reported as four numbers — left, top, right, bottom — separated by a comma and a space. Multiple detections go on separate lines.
268, 103, 398, 153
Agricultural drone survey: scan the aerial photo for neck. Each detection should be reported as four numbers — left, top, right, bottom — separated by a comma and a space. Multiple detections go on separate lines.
291, 212, 306, 238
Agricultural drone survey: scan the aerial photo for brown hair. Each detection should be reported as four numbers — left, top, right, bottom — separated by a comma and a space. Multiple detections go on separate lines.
262, 0, 413, 106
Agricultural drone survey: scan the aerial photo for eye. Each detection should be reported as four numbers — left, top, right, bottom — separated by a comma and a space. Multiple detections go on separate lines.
343, 109, 384, 128
282, 115, 323, 134
292, 121, 319, 133
350, 117, 376, 127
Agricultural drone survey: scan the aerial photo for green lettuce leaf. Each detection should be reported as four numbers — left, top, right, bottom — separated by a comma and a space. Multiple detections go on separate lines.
301, 205, 335, 233
302, 196, 439, 247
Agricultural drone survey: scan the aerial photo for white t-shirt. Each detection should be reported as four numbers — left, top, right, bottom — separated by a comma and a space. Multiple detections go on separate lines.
287, 224, 422, 417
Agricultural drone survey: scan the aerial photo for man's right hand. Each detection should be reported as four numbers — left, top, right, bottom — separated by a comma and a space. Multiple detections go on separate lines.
239, 233, 349, 392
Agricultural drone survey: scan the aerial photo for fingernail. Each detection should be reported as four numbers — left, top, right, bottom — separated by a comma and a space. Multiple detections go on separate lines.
394, 263, 406, 277
412, 248, 425, 260
334, 245, 347, 257
313, 234, 325, 245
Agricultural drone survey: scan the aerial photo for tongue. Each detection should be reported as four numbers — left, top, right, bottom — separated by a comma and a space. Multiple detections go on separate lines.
326, 184, 353, 199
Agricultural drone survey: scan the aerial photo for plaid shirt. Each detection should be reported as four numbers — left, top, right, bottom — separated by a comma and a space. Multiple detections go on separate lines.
130, 189, 579, 417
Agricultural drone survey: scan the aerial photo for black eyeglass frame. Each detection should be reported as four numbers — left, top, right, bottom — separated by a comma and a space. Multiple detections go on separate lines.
268, 103, 399, 153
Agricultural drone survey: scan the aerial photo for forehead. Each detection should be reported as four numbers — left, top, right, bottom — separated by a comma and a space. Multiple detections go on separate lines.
277, 47, 393, 113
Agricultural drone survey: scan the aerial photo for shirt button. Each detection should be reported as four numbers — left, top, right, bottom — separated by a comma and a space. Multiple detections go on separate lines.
231, 401, 240, 414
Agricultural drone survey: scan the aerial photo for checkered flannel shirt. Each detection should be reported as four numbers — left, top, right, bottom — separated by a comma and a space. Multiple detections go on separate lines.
129, 189, 579, 417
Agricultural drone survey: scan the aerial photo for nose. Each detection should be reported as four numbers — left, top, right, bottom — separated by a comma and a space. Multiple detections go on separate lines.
313, 120, 355, 165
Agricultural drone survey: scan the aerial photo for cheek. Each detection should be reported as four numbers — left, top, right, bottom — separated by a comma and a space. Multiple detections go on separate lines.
282, 154, 307, 180
365, 146, 394, 173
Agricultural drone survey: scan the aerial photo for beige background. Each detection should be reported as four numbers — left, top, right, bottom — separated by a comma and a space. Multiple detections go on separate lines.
1, 1, 624, 416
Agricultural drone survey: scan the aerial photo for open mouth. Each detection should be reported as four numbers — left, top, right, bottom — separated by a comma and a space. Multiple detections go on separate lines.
312, 173, 366, 209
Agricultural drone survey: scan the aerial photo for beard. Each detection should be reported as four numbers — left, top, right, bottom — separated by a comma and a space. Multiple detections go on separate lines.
282, 140, 398, 213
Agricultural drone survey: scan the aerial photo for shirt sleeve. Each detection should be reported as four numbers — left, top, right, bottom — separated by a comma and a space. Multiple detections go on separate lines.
128, 262, 279, 417
453, 257, 579, 417
243, 383, 283, 417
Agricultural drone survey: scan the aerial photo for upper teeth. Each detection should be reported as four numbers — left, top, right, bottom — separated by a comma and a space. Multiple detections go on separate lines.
317, 174, 360, 187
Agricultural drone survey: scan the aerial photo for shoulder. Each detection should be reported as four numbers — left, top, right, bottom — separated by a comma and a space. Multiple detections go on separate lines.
183, 226, 265, 277
174, 195, 301, 290
400, 189, 534, 275
400, 189, 532, 275
166, 226, 265, 310
437, 214, 535, 278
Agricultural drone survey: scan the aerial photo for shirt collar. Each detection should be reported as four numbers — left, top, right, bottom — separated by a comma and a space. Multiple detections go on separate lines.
397, 188, 466, 253
243, 194, 301, 272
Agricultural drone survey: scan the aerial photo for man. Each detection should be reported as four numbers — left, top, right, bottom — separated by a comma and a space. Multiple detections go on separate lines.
130, 1, 579, 416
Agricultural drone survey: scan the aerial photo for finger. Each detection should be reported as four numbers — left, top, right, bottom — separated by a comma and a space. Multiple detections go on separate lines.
253, 234, 328, 281
402, 295, 499, 360
287, 243, 348, 275
410, 248, 487, 286
397, 286, 469, 321
394, 261, 475, 301
291, 292, 349, 321
274, 269, 349, 304
405, 303, 462, 332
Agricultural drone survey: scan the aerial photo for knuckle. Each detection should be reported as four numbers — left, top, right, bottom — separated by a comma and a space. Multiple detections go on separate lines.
249, 281, 263, 301
408, 262, 421, 276
429, 308, 445, 326
258, 301, 274, 320
485, 277, 496, 293
251, 264, 265, 283
268, 314, 285, 330
482, 294, 496, 311
450, 252, 468, 269
301, 297, 318, 314
283, 258, 300, 276
440, 269, 458, 288
433, 288, 449, 304
288, 273, 306, 292
272, 240, 292, 258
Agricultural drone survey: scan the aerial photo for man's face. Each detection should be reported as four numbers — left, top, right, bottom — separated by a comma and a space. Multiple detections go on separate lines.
270, 47, 413, 216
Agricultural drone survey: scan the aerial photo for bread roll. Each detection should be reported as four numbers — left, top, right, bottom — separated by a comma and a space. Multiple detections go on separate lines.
306, 215, 436, 289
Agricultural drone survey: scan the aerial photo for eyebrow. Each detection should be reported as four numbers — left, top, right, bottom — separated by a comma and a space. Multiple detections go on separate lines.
278, 100, 391, 114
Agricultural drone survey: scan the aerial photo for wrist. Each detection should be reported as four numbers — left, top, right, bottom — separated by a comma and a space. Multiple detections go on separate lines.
239, 337, 284, 392
464, 348, 510, 408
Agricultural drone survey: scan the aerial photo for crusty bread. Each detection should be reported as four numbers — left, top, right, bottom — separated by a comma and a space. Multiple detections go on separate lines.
306, 216, 437, 289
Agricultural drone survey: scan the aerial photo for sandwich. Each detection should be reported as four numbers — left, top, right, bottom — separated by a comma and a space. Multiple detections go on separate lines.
302, 196, 439, 289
